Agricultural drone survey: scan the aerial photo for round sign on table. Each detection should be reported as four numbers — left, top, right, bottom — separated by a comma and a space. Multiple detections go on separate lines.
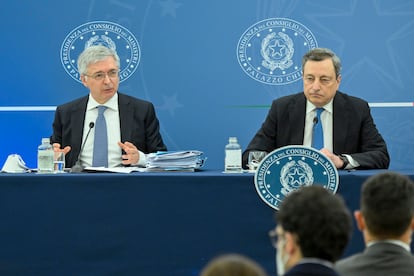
254, 145, 339, 210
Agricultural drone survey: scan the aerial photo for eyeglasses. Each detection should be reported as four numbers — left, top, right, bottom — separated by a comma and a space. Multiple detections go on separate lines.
85, 69, 119, 81
269, 228, 283, 248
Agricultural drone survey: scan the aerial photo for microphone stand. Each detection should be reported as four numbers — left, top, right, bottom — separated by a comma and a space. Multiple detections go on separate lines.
70, 122, 94, 173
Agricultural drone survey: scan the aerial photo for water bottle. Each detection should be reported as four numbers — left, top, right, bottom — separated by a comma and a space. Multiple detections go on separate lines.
225, 137, 242, 173
37, 137, 54, 173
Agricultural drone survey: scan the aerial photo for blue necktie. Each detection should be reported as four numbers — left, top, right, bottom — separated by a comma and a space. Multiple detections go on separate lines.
312, 108, 324, 150
92, 105, 108, 167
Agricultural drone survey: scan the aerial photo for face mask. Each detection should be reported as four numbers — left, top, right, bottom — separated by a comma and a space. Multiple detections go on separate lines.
276, 238, 289, 276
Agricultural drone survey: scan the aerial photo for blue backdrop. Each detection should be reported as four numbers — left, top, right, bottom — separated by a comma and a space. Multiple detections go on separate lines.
1, 0, 413, 170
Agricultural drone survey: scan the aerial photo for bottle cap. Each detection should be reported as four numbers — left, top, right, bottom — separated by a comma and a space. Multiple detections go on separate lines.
41, 138, 50, 144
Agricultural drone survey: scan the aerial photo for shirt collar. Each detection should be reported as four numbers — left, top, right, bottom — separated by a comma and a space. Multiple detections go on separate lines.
297, 258, 334, 268
367, 240, 411, 252
306, 99, 333, 115
87, 92, 119, 111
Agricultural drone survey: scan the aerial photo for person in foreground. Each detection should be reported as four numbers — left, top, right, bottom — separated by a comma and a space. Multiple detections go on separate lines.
271, 185, 352, 275
51, 45, 166, 169
335, 172, 414, 276
243, 47, 389, 170
200, 253, 267, 276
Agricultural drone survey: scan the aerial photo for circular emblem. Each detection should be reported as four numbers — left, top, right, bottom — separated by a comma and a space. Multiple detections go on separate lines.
254, 146, 338, 210
237, 18, 318, 85
60, 21, 141, 83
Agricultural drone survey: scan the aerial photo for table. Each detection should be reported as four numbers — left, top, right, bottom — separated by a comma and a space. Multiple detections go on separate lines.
0, 170, 412, 275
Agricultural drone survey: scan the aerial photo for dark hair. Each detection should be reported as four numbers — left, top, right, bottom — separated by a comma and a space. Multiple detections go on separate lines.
277, 186, 352, 262
361, 172, 414, 238
302, 48, 341, 78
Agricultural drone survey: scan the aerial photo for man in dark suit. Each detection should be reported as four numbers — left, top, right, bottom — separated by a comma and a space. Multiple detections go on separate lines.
335, 172, 414, 276
51, 45, 166, 169
270, 185, 352, 275
243, 48, 389, 170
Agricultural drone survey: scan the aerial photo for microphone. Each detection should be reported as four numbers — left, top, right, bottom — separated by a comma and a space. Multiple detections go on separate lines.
70, 122, 94, 173
313, 116, 318, 124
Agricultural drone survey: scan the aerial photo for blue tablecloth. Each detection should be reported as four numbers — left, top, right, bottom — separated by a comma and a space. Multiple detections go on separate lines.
0, 169, 412, 275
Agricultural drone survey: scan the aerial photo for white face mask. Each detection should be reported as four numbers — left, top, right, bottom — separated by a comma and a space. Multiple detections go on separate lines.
276, 239, 289, 276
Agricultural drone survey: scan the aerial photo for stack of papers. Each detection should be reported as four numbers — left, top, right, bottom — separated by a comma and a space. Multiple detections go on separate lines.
146, 151, 206, 171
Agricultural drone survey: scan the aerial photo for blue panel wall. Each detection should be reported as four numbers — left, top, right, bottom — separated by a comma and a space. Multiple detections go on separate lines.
1, 0, 413, 170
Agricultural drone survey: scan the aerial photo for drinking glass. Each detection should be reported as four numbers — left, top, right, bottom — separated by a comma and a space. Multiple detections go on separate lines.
54, 151, 65, 173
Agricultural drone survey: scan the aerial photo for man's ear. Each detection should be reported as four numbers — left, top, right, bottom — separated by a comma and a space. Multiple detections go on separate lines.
354, 210, 365, 231
336, 74, 342, 84
80, 75, 89, 88
284, 232, 298, 254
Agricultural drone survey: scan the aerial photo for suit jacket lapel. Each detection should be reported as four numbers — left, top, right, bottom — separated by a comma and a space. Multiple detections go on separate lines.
333, 92, 348, 154
118, 93, 133, 142
70, 96, 88, 159
289, 94, 306, 145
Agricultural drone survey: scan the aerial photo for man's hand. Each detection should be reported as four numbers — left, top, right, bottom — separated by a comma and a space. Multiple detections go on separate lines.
52, 143, 71, 154
118, 141, 140, 165
320, 148, 345, 169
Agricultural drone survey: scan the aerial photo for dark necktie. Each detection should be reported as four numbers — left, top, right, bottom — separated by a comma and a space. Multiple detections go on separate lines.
92, 105, 108, 167
312, 108, 324, 150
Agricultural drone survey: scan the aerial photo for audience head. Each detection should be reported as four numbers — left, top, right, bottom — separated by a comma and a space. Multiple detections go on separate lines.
356, 171, 414, 241
200, 253, 267, 276
273, 185, 352, 274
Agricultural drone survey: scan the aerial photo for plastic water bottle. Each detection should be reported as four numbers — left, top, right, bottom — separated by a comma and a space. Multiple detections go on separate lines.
225, 137, 242, 173
37, 137, 54, 173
